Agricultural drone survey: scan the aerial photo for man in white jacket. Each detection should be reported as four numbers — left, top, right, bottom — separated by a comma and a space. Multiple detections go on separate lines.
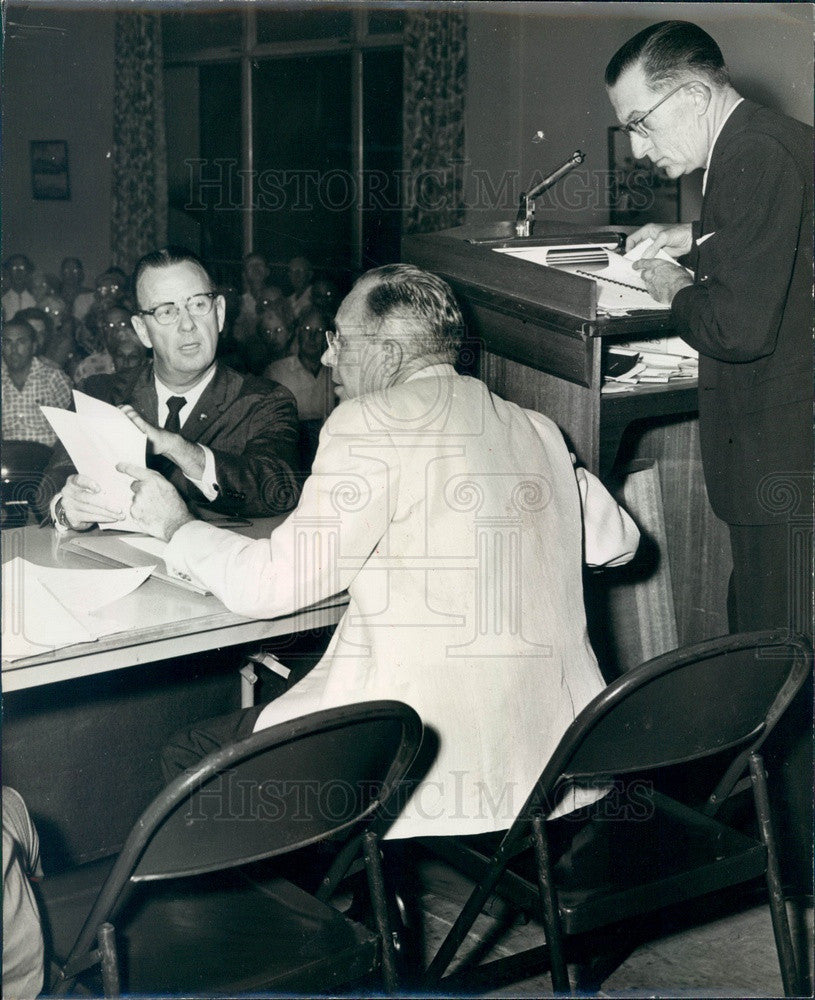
121, 264, 640, 839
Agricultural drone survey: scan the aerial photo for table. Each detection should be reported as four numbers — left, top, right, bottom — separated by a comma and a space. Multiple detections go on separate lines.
2, 519, 349, 693
1, 519, 349, 868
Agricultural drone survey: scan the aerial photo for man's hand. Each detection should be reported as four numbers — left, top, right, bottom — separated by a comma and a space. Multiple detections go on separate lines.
61, 474, 124, 530
632, 258, 694, 304
119, 405, 206, 481
116, 463, 195, 541
626, 222, 694, 259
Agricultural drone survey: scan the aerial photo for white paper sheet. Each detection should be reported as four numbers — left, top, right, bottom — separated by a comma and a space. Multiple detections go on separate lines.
2, 557, 154, 660
40, 390, 147, 532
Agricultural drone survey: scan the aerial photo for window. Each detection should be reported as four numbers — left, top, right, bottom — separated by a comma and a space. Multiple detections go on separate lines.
164, 8, 403, 282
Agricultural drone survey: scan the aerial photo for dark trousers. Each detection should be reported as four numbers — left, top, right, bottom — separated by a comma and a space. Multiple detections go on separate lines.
160, 703, 266, 782
727, 520, 813, 896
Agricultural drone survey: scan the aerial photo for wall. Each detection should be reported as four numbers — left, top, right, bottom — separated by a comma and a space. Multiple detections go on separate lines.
1, 7, 115, 278
464, 2, 814, 228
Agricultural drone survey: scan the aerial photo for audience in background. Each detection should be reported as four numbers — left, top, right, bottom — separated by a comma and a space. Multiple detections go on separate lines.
234, 252, 275, 341
311, 277, 339, 318
265, 306, 336, 468
286, 255, 314, 320
2, 318, 72, 448
60, 257, 93, 319
81, 267, 130, 355
73, 306, 139, 386
30, 270, 60, 306
40, 294, 82, 376
243, 301, 294, 375
265, 307, 335, 422
2, 255, 35, 320
14, 308, 59, 368
79, 321, 148, 398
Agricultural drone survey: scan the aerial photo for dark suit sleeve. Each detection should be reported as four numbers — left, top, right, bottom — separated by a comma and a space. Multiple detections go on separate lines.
201, 380, 301, 517
671, 133, 807, 363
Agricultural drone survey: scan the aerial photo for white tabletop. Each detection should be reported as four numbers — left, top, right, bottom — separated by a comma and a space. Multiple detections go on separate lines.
1, 520, 348, 692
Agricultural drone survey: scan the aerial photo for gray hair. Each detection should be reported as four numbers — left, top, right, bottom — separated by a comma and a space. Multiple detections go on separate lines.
359, 264, 463, 363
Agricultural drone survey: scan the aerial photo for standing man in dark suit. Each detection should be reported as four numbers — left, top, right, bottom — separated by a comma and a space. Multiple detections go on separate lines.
46, 247, 300, 529
606, 20, 812, 637
606, 20, 812, 893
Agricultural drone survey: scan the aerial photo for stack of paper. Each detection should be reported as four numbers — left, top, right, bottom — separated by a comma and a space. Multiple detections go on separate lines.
41, 390, 147, 531
2, 557, 154, 660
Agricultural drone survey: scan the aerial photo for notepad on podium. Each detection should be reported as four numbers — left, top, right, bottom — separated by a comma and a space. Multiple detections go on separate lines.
67, 534, 211, 595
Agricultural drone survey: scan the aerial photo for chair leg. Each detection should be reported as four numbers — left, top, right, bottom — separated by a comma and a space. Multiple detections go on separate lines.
98, 923, 121, 997
531, 815, 570, 995
363, 831, 399, 994
749, 752, 802, 997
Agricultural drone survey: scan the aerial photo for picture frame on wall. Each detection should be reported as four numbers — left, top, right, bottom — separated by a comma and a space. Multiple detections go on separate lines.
30, 140, 70, 200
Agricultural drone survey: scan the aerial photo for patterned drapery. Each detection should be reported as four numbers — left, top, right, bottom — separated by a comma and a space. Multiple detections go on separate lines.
110, 13, 167, 274
402, 11, 467, 234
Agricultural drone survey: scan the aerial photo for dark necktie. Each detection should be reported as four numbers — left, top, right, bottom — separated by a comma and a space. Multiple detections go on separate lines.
164, 396, 187, 434
149, 396, 187, 477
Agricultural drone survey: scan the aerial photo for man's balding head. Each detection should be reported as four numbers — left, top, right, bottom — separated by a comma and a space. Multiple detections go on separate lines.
323, 264, 463, 400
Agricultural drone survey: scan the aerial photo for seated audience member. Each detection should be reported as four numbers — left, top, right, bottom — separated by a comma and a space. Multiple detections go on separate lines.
44, 246, 300, 529
2, 255, 35, 320
286, 255, 314, 320
72, 306, 139, 385
242, 302, 294, 375
13, 307, 60, 368
233, 252, 273, 342
266, 307, 336, 468
265, 307, 334, 420
81, 267, 130, 355
30, 269, 60, 305
39, 294, 82, 375
120, 264, 640, 840
3, 788, 45, 1000
2, 318, 72, 447
60, 257, 93, 318
311, 276, 339, 317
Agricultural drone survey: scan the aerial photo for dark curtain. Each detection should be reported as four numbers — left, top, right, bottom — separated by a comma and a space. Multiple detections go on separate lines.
402, 11, 467, 234
111, 12, 168, 274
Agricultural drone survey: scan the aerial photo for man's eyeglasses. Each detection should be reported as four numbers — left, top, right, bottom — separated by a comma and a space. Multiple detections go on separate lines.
97, 283, 121, 296
138, 292, 217, 326
324, 328, 344, 353
615, 81, 697, 138
103, 318, 133, 332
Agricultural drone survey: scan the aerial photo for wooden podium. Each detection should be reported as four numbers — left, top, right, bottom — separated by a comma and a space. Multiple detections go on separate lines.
403, 222, 731, 665
402, 222, 698, 477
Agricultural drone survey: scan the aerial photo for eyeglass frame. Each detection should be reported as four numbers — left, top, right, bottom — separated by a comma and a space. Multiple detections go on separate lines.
137, 291, 218, 326
614, 80, 699, 138
324, 328, 344, 353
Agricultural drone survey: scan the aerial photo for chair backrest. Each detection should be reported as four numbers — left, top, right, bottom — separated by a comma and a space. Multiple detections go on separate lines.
127, 700, 422, 881
63, 700, 421, 982
526, 630, 811, 817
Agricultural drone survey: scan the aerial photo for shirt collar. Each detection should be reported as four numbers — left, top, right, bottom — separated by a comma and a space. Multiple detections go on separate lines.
403, 363, 457, 383
702, 97, 744, 194
154, 363, 217, 426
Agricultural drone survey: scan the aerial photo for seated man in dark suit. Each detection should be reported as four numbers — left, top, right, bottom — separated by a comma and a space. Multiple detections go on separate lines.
44, 247, 300, 530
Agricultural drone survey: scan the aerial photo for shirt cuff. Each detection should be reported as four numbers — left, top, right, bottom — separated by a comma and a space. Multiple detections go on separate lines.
50, 493, 69, 533
185, 444, 219, 501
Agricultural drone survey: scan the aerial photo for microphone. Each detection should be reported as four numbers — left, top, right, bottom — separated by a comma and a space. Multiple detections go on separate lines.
516, 150, 585, 237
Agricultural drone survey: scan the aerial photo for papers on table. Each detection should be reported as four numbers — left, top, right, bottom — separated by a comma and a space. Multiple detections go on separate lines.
2, 557, 154, 660
67, 535, 210, 595
40, 390, 146, 532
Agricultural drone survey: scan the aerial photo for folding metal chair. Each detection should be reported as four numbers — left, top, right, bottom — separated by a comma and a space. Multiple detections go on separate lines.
45, 700, 422, 997
421, 630, 811, 996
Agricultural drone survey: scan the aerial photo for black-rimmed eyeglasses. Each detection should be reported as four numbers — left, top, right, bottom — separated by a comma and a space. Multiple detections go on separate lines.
615, 81, 697, 138
138, 292, 217, 326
